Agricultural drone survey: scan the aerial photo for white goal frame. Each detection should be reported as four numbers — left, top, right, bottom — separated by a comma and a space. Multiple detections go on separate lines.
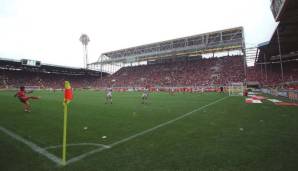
228, 82, 245, 96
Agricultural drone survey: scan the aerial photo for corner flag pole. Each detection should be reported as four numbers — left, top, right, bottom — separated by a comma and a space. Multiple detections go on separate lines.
62, 102, 68, 165
61, 81, 73, 165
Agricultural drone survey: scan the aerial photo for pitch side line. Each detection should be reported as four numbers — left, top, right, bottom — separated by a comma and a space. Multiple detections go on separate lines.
45, 143, 110, 150
0, 126, 62, 166
65, 96, 229, 166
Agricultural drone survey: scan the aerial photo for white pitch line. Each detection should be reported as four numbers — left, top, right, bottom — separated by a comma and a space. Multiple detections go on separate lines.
0, 126, 62, 165
65, 96, 229, 165
64, 146, 110, 165
45, 143, 110, 150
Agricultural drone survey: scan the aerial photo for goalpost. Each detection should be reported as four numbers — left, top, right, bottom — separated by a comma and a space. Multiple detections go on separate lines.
228, 82, 245, 96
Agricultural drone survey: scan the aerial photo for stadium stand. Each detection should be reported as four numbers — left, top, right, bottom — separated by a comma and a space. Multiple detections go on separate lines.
1, 14, 297, 92
88, 27, 247, 89
1, 55, 295, 91
100, 55, 245, 87
247, 60, 298, 86
0, 58, 107, 89
248, 0, 298, 91
1, 55, 246, 89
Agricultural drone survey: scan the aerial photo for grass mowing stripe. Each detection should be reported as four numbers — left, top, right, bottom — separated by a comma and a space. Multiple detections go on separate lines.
65, 96, 229, 166
0, 126, 62, 166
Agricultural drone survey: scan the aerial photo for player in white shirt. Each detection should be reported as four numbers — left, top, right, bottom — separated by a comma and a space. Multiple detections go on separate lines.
169, 87, 175, 96
142, 86, 149, 104
105, 87, 113, 104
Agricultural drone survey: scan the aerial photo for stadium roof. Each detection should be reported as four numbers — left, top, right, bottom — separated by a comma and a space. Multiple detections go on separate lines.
90, 27, 245, 65
256, 0, 298, 64
270, 0, 298, 22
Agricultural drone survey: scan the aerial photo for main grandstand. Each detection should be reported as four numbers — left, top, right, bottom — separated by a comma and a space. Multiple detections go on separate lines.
89, 27, 246, 88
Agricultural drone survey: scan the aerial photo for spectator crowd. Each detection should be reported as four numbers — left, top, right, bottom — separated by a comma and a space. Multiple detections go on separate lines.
100, 56, 245, 87
1, 55, 297, 89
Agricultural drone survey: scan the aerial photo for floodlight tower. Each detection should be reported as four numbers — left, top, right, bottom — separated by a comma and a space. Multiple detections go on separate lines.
79, 34, 90, 69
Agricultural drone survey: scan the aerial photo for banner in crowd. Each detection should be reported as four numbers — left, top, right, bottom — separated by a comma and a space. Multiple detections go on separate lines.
288, 92, 298, 101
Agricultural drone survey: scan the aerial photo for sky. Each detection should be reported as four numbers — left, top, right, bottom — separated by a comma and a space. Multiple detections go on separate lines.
0, 0, 277, 68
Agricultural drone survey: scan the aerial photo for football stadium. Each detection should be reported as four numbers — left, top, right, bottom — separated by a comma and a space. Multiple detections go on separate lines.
1, 0, 298, 170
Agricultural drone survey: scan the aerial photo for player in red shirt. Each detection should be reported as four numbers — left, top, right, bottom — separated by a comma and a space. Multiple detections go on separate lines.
14, 86, 40, 112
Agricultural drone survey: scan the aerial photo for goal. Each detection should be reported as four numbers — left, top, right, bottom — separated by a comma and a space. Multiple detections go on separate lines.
228, 82, 244, 96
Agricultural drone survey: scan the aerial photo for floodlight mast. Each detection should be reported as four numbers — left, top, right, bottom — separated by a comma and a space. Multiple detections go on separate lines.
79, 34, 90, 69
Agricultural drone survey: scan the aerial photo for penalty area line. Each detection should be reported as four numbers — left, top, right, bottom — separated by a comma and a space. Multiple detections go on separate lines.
65, 96, 229, 166
0, 126, 62, 166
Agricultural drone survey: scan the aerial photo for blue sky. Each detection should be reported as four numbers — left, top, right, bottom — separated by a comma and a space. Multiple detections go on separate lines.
0, 0, 277, 67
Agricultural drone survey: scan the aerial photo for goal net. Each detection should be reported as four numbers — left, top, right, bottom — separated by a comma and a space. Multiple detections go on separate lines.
228, 83, 244, 96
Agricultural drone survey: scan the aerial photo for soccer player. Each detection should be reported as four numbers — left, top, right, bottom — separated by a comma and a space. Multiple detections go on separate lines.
169, 87, 175, 96
142, 86, 149, 104
105, 86, 113, 104
220, 86, 224, 93
243, 88, 248, 96
14, 86, 40, 112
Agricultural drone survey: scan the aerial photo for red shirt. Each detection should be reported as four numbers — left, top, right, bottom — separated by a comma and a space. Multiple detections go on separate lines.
17, 90, 26, 98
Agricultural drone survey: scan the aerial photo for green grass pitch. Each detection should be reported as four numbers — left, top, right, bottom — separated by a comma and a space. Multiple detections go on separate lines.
1, 90, 298, 170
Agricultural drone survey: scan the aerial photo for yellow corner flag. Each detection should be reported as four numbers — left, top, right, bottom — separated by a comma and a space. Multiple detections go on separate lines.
62, 81, 73, 165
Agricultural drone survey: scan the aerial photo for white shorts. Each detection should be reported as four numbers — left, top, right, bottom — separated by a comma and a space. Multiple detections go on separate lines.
107, 93, 112, 97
